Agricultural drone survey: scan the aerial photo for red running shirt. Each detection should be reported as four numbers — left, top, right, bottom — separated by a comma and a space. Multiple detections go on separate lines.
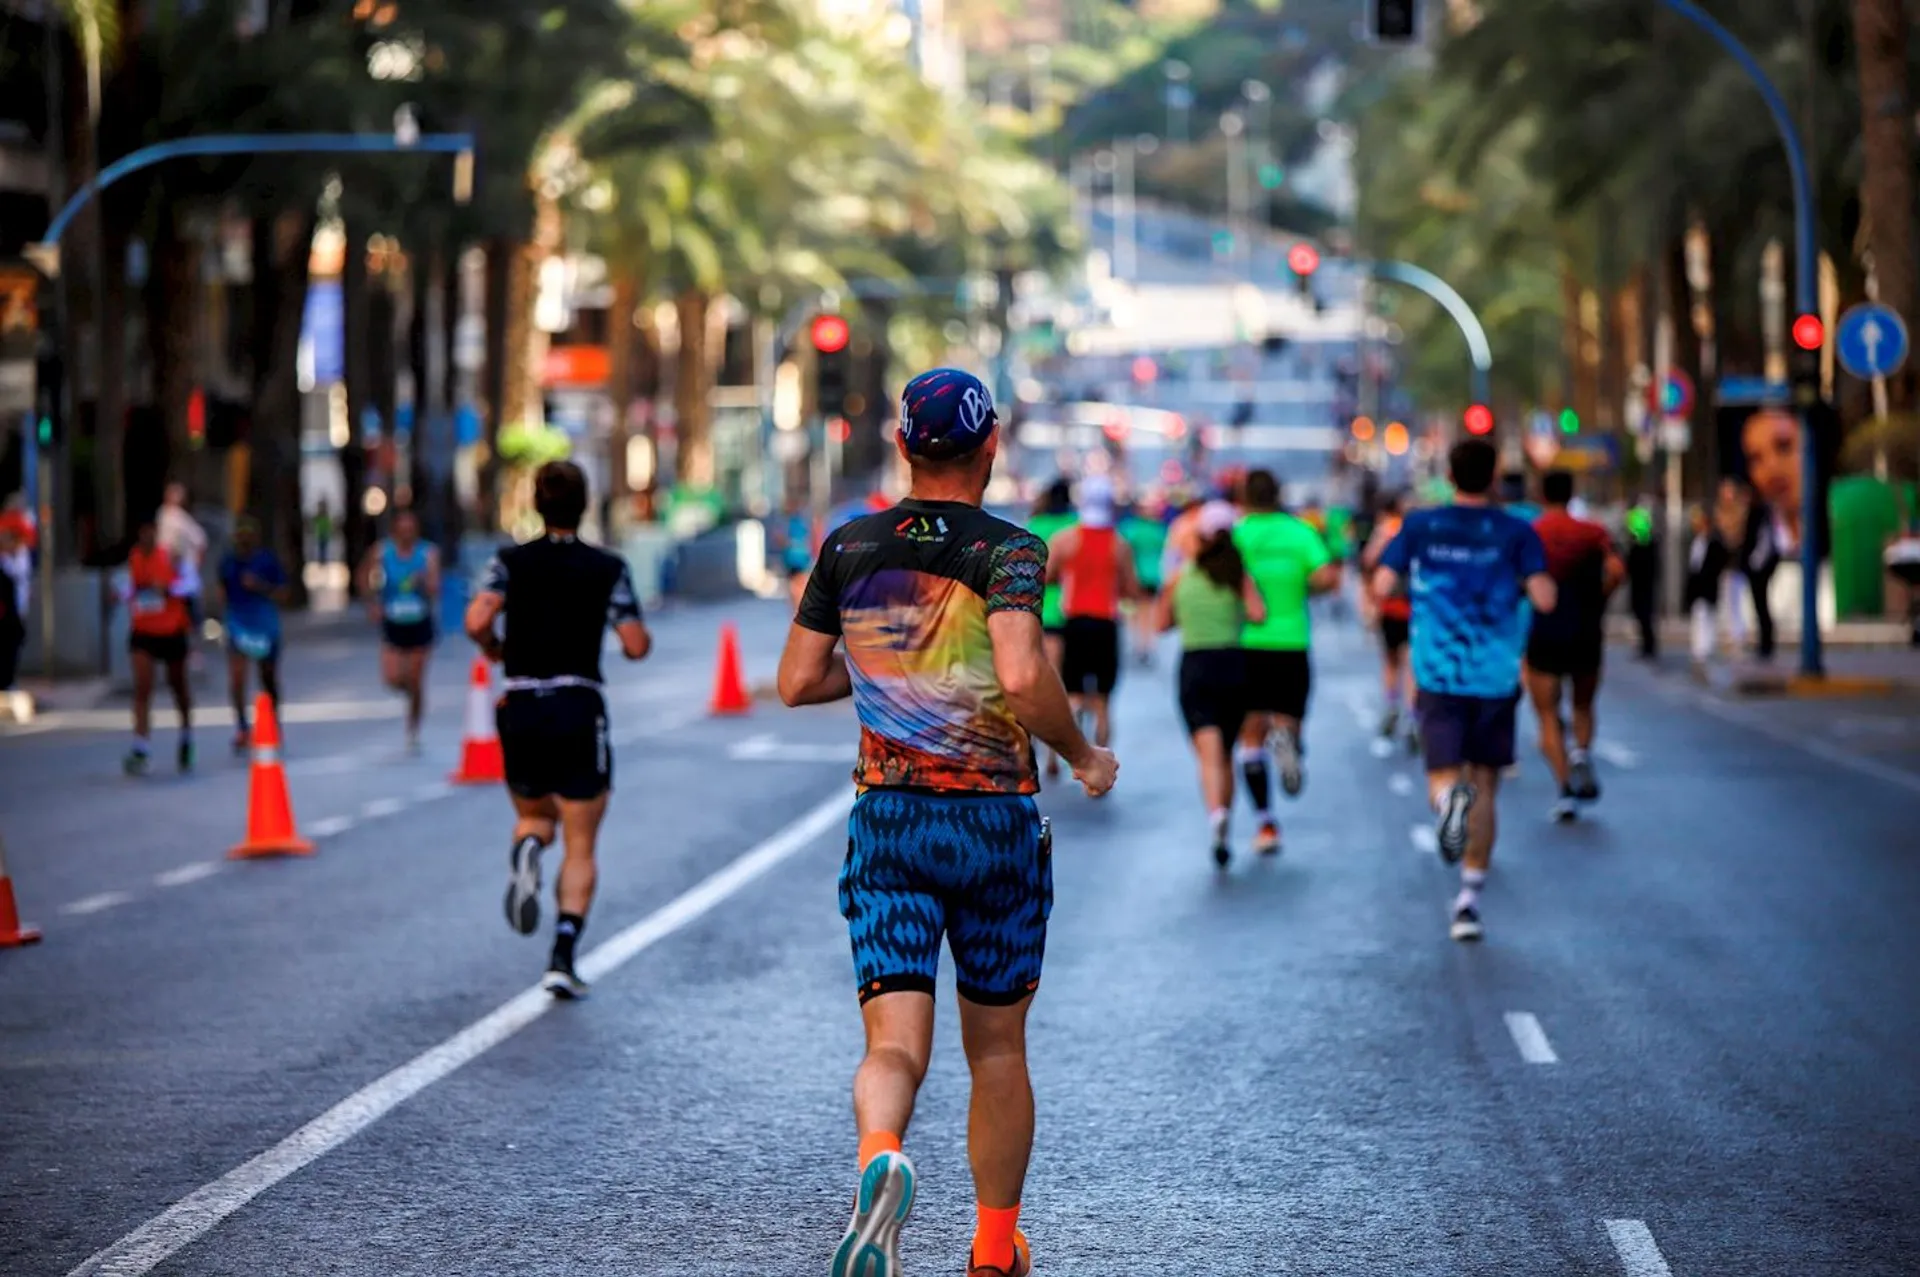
1061, 526, 1122, 621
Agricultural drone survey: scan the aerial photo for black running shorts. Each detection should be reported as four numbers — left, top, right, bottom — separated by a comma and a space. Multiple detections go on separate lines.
1379, 615, 1410, 655
1061, 617, 1120, 696
129, 631, 189, 664
497, 686, 611, 801
1177, 648, 1249, 738
1525, 633, 1603, 679
1243, 648, 1311, 719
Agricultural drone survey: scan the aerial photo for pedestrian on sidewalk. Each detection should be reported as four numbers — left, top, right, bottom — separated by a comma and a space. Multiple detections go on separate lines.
778, 366, 1116, 1277
1687, 504, 1731, 668
1714, 479, 1753, 656
1624, 499, 1660, 659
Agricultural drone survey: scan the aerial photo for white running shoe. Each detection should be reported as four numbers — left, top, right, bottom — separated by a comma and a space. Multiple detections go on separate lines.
1273, 727, 1304, 797
832, 1150, 916, 1277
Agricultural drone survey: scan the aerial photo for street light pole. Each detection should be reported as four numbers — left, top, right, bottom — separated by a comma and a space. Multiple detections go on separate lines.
1243, 80, 1272, 267
1655, 0, 1824, 676
1164, 60, 1191, 145
1115, 138, 1136, 285
1221, 111, 1248, 271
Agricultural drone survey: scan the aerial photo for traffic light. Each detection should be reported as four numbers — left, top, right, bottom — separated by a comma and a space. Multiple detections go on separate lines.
1464, 403, 1494, 436
1558, 407, 1579, 435
1351, 415, 1376, 442
1258, 163, 1285, 190
1791, 313, 1824, 352
33, 347, 62, 449
1287, 243, 1321, 277
1383, 421, 1410, 455
811, 314, 851, 417
1370, 0, 1418, 41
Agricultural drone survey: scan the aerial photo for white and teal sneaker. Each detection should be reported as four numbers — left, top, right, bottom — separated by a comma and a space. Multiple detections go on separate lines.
831, 1149, 916, 1277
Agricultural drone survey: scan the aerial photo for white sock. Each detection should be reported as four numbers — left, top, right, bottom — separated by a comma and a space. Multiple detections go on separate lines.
1208, 808, 1229, 843
1454, 870, 1486, 914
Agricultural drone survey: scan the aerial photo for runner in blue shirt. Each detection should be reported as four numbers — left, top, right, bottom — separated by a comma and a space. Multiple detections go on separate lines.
218, 515, 290, 753
1375, 439, 1557, 942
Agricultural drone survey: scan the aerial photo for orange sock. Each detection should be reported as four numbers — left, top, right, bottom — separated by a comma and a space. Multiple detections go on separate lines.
857, 1131, 901, 1170
972, 1203, 1022, 1269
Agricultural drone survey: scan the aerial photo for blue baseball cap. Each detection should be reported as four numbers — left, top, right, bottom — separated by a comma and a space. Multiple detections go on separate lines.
899, 368, 998, 461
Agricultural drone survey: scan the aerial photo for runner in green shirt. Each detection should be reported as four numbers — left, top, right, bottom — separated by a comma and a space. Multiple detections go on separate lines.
1027, 478, 1077, 778
1230, 469, 1341, 855
1120, 498, 1170, 668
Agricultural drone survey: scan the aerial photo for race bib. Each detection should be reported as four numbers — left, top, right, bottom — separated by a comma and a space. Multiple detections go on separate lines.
133, 589, 167, 616
386, 594, 427, 624
232, 627, 275, 660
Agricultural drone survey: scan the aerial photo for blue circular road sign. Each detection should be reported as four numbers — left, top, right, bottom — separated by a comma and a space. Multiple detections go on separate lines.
1836, 302, 1909, 380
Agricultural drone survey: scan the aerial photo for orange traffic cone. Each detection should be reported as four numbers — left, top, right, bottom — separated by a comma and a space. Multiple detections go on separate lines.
230, 694, 315, 859
710, 622, 752, 716
0, 836, 42, 947
450, 657, 506, 784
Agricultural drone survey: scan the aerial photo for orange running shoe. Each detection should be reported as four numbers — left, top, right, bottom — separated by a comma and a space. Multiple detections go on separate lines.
967, 1229, 1031, 1277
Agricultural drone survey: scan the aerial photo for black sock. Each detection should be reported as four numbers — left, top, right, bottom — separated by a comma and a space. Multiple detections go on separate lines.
551, 913, 585, 969
1241, 759, 1271, 814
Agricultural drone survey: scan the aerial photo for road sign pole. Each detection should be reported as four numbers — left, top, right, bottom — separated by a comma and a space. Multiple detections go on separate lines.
1658, 0, 1823, 676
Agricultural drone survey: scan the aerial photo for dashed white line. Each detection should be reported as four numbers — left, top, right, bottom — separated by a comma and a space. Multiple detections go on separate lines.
360, 797, 406, 820
154, 862, 222, 889
60, 891, 135, 916
1387, 773, 1415, 797
1408, 824, 1437, 854
307, 815, 357, 839
1592, 741, 1640, 769
1503, 1011, 1560, 1064
1604, 1220, 1675, 1277
62, 788, 854, 1277
411, 782, 453, 803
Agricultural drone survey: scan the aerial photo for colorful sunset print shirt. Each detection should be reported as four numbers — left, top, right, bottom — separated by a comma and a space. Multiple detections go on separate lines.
796, 499, 1046, 796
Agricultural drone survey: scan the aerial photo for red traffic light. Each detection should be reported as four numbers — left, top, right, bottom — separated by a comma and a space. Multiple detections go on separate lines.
811, 314, 850, 354
1463, 403, 1494, 436
1130, 355, 1158, 384
1791, 313, 1824, 352
1287, 243, 1321, 276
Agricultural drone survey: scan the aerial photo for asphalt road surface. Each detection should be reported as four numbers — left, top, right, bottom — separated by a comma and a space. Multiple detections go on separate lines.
3, 601, 1918, 1275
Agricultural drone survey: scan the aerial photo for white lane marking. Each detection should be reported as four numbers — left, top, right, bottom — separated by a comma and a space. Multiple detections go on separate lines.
360, 797, 406, 820
608, 706, 706, 749
1408, 824, 1438, 854
154, 862, 221, 889
411, 782, 453, 803
1388, 773, 1415, 797
1604, 1220, 1675, 1277
1688, 694, 1920, 798
60, 891, 135, 916
1503, 1011, 1560, 1064
729, 736, 858, 763
284, 754, 364, 778
307, 815, 356, 839
7, 700, 402, 736
1592, 741, 1639, 769
63, 788, 854, 1277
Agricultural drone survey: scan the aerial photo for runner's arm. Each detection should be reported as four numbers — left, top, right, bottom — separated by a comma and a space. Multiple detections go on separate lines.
777, 627, 851, 705
464, 554, 506, 661
1242, 574, 1268, 626
356, 547, 382, 621
1158, 568, 1181, 632
1308, 561, 1343, 595
1519, 524, 1556, 612
1044, 528, 1076, 585
425, 546, 443, 603
989, 610, 1094, 768
1118, 539, 1143, 601
609, 563, 651, 661
1601, 541, 1627, 596
1527, 573, 1558, 613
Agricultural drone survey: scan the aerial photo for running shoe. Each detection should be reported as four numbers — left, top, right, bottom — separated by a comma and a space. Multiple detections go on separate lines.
1550, 792, 1578, 824
1273, 727, 1304, 797
1253, 819, 1281, 857
505, 835, 545, 935
541, 961, 589, 1000
1435, 783, 1475, 864
1567, 753, 1600, 802
405, 731, 423, 758
123, 747, 151, 776
1449, 903, 1484, 943
831, 1149, 916, 1277
968, 1230, 1032, 1277
1377, 706, 1400, 740
176, 739, 195, 773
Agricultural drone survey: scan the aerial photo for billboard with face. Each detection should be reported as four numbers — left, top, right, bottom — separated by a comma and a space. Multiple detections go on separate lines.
1715, 402, 1838, 559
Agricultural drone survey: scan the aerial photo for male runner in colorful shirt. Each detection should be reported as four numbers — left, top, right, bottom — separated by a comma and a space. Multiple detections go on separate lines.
779, 367, 1118, 1277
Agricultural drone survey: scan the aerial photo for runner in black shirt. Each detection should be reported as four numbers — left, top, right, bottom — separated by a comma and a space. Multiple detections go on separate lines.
464, 461, 651, 998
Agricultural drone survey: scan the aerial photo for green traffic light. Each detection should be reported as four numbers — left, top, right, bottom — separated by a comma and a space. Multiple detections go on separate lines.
1211, 229, 1234, 253
1257, 163, 1285, 190
1557, 408, 1579, 435
36, 416, 52, 447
